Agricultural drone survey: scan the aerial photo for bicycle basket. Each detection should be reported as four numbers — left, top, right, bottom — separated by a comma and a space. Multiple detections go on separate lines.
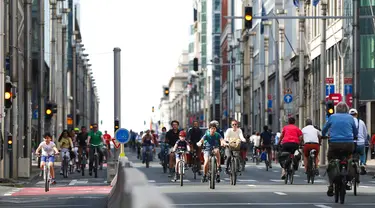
228, 138, 241, 151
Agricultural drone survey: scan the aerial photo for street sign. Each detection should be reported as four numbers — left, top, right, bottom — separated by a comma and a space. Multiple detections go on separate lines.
115, 128, 130, 144
325, 85, 335, 96
32, 110, 38, 119
325, 78, 334, 84
344, 85, 352, 95
284, 94, 293, 103
344, 77, 352, 84
284, 88, 292, 95
328, 93, 342, 105
346, 93, 353, 107
111, 138, 121, 149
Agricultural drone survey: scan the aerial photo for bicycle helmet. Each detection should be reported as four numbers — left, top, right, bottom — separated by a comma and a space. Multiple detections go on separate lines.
210, 120, 219, 127
179, 131, 187, 137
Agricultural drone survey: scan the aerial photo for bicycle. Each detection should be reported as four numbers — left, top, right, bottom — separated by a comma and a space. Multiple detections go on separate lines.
174, 149, 187, 186
143, 144, 152, 168
160, 143, 169, 173
228, 150, 242, 186
331, 151, 350, 204
191, 148, 201, 179
37, 153, 58, 192
306, 148, 317, 184
203, 146, 220, 189
61, 150, 70, 178
351, 151, 361, 196
91, 144, 102, 178
282, 151, 298, 184
80, 148, 88, 176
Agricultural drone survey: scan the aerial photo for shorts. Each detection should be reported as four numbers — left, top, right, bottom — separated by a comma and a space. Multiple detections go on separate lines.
41, 155, 55, 163
281, 142, 300, 154
327, 142, 354, 161
175, 152, 186, 159
303, 143, 320, 157
262, 144, 272, 152
203, 148, 219, 159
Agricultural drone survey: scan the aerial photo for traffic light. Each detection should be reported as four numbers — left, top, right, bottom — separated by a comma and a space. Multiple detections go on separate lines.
326, 100, 335, 117
164, 87, 169, 97
45, 102, 53, 119
4, 82, 12, 109
152, 106, 154, 112
244, 7, 253, 29
114, 120, 119, 132
7, 136, 12, 151
193, 58, 198, 71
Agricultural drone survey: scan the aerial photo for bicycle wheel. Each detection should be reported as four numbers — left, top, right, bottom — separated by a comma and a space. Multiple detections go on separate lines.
231, 158, 237, 185
180, 161, 184, 186
63, 157, 68, 178
334, 183, 340, 203
310, 159, 315, 184
209, 156, 216, 189
340, 181, 346, 204
163, 154, 168, 173
145, 151, 150, 168
45, 165, 49, 192
94, 155, 98, 178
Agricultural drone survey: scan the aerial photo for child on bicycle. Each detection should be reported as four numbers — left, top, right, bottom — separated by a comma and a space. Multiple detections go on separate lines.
35, 132, 59, 184
197, 123, 225, 182
58, 129, 74, 175
172, 131, 190, 180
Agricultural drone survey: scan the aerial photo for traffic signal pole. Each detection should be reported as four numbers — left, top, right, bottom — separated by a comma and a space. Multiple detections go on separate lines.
113, 47, 121, 158
10, 0, 18, 178
319, 1, 328, 166
0, 0, 5, 178
298, 1, 305, 129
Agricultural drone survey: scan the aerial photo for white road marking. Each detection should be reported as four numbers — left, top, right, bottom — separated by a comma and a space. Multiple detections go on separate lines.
270, 179, 284, 182
247, 185, 256, 187
273, 192, 287, 195
303, 179, 327, 183
148, 180, 156, 183
68, 179, 77, 186
314, 205, 332, 208
75, 180, 88, 184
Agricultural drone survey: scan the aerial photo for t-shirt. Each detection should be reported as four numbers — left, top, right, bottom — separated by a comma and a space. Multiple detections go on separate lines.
103, 133, 111, 145
224, 128, 246, 142
88, 130, 103, 145
77, 132, 88, 147
281, 124, 302, 144
250, 135, 261, 147
59, 137, 72, 149
142, 134, 153, 145
202, 132, 222, 150
260, 131, 272, 145
39, 141, 56, 156
175, 140, 189, 151
166, 129, 180, 146
302, 125, 321, 144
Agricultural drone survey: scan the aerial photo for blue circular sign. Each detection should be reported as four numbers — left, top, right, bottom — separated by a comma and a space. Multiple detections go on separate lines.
284, 94, 293, 104
115, 128, 130, 144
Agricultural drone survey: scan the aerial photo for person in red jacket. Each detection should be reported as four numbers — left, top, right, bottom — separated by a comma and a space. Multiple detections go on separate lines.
103, 131, 112, 158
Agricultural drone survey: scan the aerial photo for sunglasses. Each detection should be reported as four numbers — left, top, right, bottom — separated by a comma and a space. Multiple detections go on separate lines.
232, 123, 238, 126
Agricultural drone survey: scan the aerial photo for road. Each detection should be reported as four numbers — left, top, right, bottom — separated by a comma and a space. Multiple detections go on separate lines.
129, 148, 375, 208
0, 162, 110, 208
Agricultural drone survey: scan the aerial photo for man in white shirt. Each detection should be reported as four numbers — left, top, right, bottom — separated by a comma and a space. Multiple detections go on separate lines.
301, 119, 321, 173
349, 108, 368, 174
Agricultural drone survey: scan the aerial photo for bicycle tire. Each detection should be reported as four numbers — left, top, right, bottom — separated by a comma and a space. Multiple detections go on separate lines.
180, 161, 184, 186
45, 165, 49, 192
210, 156, 216, 189
94, 155, 98, 178
340, 181, 346, 204
63, 157, 68, 178
231, 158, 237, 185
163, 154, 168, 173
146, 151, 150, 168
334, 183, 339, 203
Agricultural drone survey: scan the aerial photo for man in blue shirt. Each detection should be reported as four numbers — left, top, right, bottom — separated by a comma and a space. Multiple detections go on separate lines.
322, 102, 358, 197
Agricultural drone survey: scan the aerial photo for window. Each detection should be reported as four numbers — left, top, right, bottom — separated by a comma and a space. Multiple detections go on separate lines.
201, 22, 207, 34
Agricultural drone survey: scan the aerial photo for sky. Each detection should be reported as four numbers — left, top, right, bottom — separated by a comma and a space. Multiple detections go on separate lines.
79, 0, 193, 135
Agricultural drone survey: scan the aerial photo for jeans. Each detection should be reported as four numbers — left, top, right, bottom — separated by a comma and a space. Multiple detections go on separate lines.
89, 146, 103, 172
354, 144, 365, 166
142, 145, 153, 162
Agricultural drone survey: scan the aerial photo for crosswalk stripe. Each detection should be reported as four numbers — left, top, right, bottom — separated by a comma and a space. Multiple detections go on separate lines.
68, 180, 77, 185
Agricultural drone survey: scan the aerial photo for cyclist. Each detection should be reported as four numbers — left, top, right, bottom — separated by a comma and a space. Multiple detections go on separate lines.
349, 108, 368, 175
58, 129, 74, 175
103, 130, 112, 158
141, 130, 154, 163
322, 102, 357, 196
301, 118, 321, 174
76, 126, 88, 172
187, 121, 203, 174
165, 120, 180, 177
277, 117, 303, 179
35, 132, 59, 184
172, 131, 191, 180
224, 119, 246, 174
87, 123, 106, 176
209, 120, 224, 138
260, 126, 273, 168
197, 123, 225, 183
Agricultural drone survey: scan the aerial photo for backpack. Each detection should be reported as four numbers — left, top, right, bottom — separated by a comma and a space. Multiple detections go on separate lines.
228, 137, 241, 151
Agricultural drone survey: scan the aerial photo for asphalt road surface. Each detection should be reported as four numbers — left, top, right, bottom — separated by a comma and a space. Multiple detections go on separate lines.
0, 162, 110, 208
129, 148, 375, 208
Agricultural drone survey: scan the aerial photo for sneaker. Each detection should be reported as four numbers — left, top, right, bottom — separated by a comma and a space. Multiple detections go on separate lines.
327, 185, 334, 197
216, 174, 221, 183
201, 175, 207, 183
